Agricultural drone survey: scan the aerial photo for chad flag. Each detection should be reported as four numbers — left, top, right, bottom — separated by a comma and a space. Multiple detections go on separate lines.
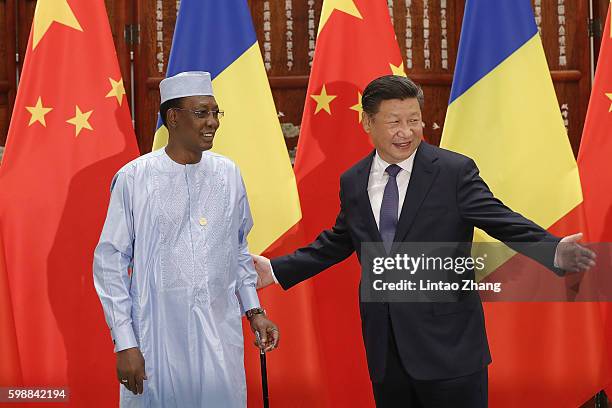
151, 0, 301, 254
441, 0, 610, 406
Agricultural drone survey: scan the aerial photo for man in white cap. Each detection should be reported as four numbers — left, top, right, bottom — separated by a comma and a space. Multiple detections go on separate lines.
93, 71, 279, 407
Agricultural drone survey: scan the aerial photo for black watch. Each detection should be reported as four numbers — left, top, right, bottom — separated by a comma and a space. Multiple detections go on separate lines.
245, 307, 266, 320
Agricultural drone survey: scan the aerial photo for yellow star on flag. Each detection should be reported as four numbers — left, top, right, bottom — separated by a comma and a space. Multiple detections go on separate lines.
32, 0, 83, 50
25, 97, 53, 127
390, 62, 407, 77
606, 93, 612, 112
66, 106, 93, 137
350, 92, 363, 122
319, 0, 363, 34
310, 85, 337, 115
106, 78, 126, 106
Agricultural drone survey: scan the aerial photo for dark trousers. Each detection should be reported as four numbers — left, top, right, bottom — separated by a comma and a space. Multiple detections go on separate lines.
372, 320, 488, 408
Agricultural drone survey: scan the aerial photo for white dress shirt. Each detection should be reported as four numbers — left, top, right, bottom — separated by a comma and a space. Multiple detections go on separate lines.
367, 151, 417, 228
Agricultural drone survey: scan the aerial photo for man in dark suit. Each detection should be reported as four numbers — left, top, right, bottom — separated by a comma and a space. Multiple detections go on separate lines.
253, 75, 595, 407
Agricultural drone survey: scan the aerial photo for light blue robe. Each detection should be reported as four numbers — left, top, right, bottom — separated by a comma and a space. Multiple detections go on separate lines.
93, 149, 260, 407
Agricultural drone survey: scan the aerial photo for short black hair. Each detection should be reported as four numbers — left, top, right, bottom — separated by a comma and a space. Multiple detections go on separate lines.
362, 75, 424, 115
159, 97, 185, 127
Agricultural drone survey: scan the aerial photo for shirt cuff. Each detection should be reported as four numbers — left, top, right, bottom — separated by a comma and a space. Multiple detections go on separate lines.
553, 243, 560, 268
112, 323, 138, 353
237, 285, 261, 315
268, 258, 279, 284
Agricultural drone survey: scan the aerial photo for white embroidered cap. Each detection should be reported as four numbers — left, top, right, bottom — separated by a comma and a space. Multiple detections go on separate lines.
159, 71, 213, 104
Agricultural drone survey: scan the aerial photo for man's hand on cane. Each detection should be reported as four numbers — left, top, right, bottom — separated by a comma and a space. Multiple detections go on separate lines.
248, 313, 280, 352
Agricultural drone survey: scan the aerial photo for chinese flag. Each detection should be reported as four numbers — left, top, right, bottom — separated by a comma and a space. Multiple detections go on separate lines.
577, 1, 612, 397
579, 2, 612, 243
263, 0, 405, 405
0, 0, 139, 406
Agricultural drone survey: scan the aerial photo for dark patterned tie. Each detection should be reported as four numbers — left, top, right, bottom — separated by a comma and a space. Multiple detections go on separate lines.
379, 164, 402, 252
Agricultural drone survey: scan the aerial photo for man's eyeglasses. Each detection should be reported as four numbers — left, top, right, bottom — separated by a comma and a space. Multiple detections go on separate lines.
173, 108, 225, 120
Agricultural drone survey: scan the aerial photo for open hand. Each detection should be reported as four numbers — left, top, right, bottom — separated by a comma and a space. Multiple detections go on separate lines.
556, 233, 596, 272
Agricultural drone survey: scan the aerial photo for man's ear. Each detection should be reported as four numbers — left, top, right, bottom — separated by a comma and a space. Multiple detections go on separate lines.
362, 112, 372, 134
166, 109, 178, 128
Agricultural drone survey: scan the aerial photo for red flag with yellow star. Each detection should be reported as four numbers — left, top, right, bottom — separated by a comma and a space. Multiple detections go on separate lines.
578, 2, 612, 243
263, 0, 405, 405
0, 0, 139, 405
578, 1, 612, 396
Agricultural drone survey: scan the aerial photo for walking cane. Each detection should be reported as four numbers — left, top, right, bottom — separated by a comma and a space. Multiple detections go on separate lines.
256, 331, 270, 408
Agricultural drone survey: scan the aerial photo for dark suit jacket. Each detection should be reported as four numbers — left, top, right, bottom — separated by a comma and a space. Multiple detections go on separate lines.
272, 142, 561, 382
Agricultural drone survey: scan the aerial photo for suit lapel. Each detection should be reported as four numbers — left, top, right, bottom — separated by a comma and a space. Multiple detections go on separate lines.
354, 151, 383, 242
393, 142, 439, 246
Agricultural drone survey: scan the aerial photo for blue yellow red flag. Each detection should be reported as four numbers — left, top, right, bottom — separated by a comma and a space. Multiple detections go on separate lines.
441, 1, 609, 406
152, 0, 301, 255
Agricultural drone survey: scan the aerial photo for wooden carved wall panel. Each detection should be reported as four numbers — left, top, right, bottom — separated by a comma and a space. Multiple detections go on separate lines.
383, 0, 461, 145
0, 0, 16, 146
17, 0, 35, 76
594, 0, 611, 61
0, 0, 597, 158
104, 0, 133, 110
249, 0, 323, 152
133, 0, 179, 152
536, 0, 590, 155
